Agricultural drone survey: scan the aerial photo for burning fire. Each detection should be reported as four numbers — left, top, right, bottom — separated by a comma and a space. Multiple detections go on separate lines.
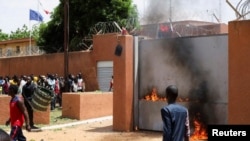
142, 88, 208, 140
190, 113, 208, 140
142, 87, 189, 102
144, 88, 166, 101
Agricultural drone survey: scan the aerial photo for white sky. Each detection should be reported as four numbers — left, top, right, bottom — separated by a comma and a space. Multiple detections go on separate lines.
0, 0, 59, 34
0, 0, 241, 34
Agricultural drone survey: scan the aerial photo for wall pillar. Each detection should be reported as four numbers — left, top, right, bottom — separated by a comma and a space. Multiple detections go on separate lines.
113, 35, 134, 131
228, 20, 250, 124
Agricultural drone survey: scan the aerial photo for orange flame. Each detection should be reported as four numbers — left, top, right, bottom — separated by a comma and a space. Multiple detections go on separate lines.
144, 88, 166, 101
142, 87, 189, 102
190, 113, 208, 140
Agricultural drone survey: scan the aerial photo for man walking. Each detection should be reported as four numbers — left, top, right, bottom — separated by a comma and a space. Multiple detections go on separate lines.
161, 85, 190, 141
22, 76, 39, 129
6, 84, 31, 141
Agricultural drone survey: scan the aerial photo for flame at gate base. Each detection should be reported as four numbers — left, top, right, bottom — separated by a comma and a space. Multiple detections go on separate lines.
141, 88, 208, 140
190, 113, 208, 140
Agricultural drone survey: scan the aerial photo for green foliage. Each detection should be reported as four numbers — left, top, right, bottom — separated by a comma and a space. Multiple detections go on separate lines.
0, 25, 40, 41
37, 20, 64, 53
0, 0, 139, 53
0, 29, 9, 41
37, 0, 139, 53
9, 25, 30, 39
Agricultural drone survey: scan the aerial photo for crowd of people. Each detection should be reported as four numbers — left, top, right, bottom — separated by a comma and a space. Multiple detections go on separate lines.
1, 72, 191, 141
0, 72, 86, 140
0, 72, 86, 109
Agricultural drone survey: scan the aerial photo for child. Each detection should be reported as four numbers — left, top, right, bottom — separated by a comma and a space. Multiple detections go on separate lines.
5, 85, 31, 141
109, 75, 113, 91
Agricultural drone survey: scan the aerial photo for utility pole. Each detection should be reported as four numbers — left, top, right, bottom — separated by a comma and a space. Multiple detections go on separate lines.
170, 0, 172, 20
64, 0, 69, 92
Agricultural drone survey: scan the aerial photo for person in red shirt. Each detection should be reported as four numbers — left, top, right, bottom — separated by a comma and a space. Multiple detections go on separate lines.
109, 75, 113, 91
5, 84, 31, 141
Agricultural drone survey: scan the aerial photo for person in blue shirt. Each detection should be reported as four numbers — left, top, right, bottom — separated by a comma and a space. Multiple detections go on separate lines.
161, 85, 190, 141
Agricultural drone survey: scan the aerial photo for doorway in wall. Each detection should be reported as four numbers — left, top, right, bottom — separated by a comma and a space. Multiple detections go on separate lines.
97, 61, 113, 92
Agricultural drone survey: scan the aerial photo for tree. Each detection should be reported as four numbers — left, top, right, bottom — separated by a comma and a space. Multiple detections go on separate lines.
0, 30, 9, 41
0, 25, 39, 41
9, 25, 30, 39
37, 0, 139, 53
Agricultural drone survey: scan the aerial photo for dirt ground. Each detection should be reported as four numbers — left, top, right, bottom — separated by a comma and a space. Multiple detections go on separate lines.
23, 118, 163, 141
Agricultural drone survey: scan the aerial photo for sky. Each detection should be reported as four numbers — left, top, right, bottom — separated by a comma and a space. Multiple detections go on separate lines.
0, 0, 59, 34
0, 0, 241, 34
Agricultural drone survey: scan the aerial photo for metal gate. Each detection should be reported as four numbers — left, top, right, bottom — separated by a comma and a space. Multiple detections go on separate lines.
97, 61, 113, 92
134, 35, 228, 131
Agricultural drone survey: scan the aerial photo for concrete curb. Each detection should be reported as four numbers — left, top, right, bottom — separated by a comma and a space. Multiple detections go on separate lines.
41, 116, 113, 130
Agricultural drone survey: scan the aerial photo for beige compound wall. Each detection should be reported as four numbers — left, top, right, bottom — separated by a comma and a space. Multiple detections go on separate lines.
0, 51, 99, 91
0, 33, 123, 91
0, 34, 135, 131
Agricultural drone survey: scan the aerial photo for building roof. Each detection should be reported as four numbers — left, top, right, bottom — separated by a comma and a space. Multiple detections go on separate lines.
0, 38, 35, 45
